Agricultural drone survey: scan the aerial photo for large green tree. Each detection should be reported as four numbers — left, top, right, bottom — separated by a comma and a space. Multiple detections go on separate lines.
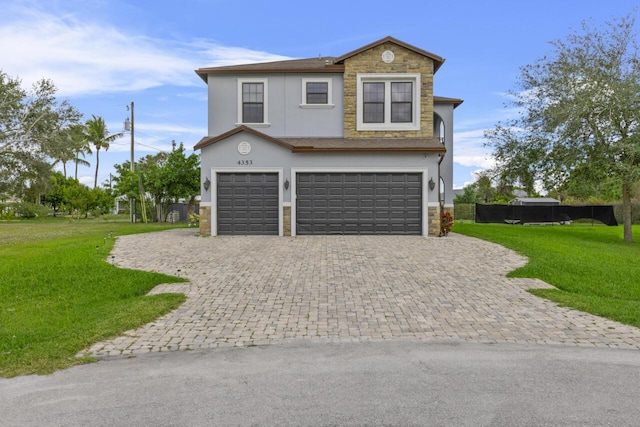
85, 115, 122, 189
485, 13, 640, 241
113, 152, 169, 221
111, 141, 200, 222
163, 141, 200, 217
0, 72, 81, 197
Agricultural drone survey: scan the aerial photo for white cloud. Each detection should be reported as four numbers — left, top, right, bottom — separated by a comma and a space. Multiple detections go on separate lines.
0, 5, 292, 96
176, 92, 208, 102
194, 41, 292, 67
453, 129, 495, 169
77, 175, 94, 187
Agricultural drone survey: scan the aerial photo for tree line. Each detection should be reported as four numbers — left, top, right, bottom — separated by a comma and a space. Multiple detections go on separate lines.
461, 11, 639, 241
0, 72, 199, 221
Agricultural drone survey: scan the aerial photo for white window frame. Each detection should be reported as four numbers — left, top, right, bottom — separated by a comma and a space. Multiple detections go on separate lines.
300, 77, 334, 108
237, 78, 270, 127
356, 73, 421, 131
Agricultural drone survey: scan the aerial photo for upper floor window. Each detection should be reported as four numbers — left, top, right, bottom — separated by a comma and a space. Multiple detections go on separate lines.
300, 78, 334, 108
306, 82, 328, 104
391, 82, 413, 123
237, 78, 269, 126
357, 74, 420, 131
363, 82, 385, 123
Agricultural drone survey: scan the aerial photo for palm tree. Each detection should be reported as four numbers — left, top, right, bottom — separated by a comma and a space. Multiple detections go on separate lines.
69, 124, 92, 180
74, 150, 91, 181
85, 115, 122, 188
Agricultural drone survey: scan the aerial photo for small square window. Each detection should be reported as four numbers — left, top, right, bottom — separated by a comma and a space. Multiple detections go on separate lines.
306, 82, 328, 104
301, 78, 333, 108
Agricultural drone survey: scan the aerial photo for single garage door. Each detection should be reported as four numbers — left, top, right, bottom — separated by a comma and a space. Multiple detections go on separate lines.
296, 172, 422, 235
217, 173, 279, 235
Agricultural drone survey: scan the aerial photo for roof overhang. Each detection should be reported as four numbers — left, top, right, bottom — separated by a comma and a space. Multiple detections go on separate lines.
334, 36, 445, 73
194, 126, 446, 154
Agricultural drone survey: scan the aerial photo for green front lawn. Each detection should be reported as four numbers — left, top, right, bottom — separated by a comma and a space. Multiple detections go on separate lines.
453, 222, 640, 328
0, 218, 187, 377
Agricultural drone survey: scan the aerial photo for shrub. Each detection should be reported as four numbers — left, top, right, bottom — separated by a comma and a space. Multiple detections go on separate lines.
13, 202, 51, 218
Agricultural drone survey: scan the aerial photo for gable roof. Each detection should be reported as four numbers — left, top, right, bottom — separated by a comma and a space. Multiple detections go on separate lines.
194, 125, 295, 151
194, 126, 446, 153
333, 36, 445, 72
195, 36, 446, 81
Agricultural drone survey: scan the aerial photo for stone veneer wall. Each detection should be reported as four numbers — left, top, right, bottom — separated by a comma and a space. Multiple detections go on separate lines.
283, 205, 291, 236
199, 206, 211, 236
343, 42, 435, 139
427, 206, 440, 237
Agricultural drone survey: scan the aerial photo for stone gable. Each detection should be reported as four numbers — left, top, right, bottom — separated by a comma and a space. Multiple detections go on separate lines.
343, 42, 434, 138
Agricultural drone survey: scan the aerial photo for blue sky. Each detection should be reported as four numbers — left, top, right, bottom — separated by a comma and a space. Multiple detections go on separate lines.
1, 0, 637, 189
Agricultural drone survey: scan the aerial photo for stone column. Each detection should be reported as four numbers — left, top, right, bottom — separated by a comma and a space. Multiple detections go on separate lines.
283, 205, 291, 236
199, 206, 211, 236
427, 206, 440, 236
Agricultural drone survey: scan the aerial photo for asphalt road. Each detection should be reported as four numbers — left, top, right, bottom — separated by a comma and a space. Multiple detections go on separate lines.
2, 340, 639, 426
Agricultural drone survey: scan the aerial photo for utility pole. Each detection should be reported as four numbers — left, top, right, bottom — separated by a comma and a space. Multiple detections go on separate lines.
124, 102, 135, 223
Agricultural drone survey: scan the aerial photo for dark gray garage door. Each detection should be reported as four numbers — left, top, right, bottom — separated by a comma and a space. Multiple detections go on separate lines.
296, 173, 422, 235
217, 173, 278, 235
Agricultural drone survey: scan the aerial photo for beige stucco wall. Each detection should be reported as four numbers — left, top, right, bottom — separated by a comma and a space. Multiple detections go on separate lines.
343, 42, 435, 139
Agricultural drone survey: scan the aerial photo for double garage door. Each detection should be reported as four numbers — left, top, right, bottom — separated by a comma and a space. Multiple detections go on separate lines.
296, 173, 422, 235
216, 172, 422, 235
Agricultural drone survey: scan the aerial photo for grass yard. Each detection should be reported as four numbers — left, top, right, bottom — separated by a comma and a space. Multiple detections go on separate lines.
453, 222, 640, 329
0, 217, 187, 377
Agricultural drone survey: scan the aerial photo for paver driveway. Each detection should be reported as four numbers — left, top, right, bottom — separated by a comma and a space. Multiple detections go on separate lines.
83, 229, 640, 357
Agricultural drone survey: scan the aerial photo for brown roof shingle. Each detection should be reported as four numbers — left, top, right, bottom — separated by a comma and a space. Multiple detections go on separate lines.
195, 36, 447, 81
333, 36, 445, 72
195, 57, 343, 82
194, 126, 446, 153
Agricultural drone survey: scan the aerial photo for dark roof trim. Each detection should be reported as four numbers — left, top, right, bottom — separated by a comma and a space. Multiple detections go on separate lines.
334, 36, 445, 73
434, 95, 464, 108
194, 126, 446, 153
193, 125, 297, 151
290, 146, 445, 153
195, 58, 344, 81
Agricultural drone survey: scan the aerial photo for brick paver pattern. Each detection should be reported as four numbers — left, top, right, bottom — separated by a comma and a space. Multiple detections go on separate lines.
82, 229, 640, 357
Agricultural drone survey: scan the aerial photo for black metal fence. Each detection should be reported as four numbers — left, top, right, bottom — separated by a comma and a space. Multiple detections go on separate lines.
475, 204, 618, 226
455, 203, 640, 225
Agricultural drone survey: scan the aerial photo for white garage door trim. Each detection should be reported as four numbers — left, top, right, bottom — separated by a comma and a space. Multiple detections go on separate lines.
211, 167, 283, 236
291, 167, 428, 237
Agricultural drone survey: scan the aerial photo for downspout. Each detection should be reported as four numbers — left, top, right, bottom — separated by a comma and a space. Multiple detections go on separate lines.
437, 152, 445, 236
437, 152, 445, 212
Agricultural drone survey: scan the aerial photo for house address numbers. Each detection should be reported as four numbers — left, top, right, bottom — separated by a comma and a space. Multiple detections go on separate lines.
237, 160, 253, 165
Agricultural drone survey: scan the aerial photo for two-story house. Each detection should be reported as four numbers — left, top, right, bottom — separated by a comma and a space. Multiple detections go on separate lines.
194, 36, 462, 237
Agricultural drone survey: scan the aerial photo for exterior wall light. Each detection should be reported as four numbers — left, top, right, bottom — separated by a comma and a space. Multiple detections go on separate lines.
203, 177, 211, 191
429, 177, 435, 191
284, 179, 289, 190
